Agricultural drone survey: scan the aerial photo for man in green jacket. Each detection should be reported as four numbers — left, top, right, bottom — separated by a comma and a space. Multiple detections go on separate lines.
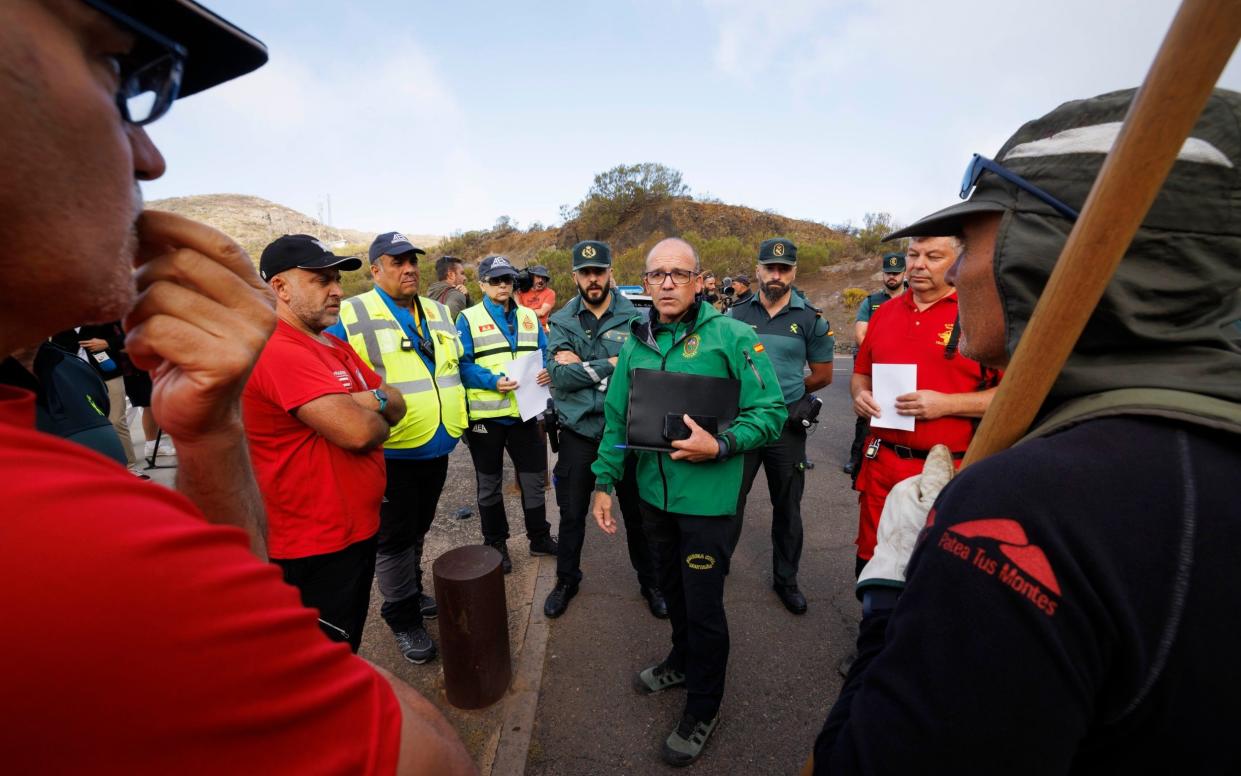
544, 240, 663, 619
591, 237, 786, 766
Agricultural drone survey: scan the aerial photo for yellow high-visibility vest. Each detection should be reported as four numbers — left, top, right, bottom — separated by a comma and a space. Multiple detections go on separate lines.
338, 290, 467, 448
461, 302, 540, 420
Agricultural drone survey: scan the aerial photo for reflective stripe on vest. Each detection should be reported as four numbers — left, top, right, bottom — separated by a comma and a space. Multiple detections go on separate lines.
339, 291, 468, 447
461, 303, 540, 420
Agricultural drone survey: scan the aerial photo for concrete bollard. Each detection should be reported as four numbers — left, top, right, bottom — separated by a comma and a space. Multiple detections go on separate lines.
432, 545, 512, 709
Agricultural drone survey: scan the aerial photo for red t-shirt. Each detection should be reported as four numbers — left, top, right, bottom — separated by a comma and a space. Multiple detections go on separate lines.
0, 385, 401, 774
242, 321, 387, 560
516, 287, 556, 327
855, 290, 990, 452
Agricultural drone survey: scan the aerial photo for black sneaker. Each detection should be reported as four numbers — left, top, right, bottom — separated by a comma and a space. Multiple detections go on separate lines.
634, 661, 686, 694
528, 534, 559, 557
418, 592, 437, 619
486, 541, 512, 574
641, 587, 669, 619
543, 580, 578, 618
393, 627, 437, 664
662, 711, 720, 767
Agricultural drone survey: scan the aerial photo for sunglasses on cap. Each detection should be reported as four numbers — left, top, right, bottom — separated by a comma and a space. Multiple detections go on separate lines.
81, 0, 188, 126
960, 154, 1079, 220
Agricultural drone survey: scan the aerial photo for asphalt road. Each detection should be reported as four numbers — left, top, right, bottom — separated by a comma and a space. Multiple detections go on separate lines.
527, 359, 862, 774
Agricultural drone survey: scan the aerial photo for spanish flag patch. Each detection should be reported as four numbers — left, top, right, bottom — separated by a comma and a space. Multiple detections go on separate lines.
754, 343, 766, 353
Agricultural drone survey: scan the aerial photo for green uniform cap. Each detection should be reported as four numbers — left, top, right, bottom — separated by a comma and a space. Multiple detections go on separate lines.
758, 237, 797, 265
882, 252, 906, 273
572, 240, 612, 269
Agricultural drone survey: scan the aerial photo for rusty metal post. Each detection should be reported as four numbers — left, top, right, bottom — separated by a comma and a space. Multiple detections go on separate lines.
432, 545, 511, 709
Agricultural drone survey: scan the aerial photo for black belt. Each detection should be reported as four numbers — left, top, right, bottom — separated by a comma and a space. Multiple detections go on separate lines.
877, 439, 966, 460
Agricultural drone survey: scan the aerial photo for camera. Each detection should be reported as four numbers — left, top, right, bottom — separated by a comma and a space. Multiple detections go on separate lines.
515, 269, 534, 293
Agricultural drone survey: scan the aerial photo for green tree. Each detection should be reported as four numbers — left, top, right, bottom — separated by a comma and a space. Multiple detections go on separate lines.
571, 163, 690, 237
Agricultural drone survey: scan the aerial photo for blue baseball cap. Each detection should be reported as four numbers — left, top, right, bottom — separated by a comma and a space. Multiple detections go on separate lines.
368, 231, 426, 263
478, 255, 519, 280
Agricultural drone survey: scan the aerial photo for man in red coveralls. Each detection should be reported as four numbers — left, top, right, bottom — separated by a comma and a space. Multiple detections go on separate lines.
243, 234, 408, 652
0, 2, 472, 773
850, 235, 998, 576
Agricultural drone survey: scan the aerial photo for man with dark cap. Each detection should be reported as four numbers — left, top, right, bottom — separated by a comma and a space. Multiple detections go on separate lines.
728, 237, 835, 614
327, 231, 469, 666
244, 235, 406, 653
0, 1, 473, 772
516, 264, 556, 330
813, 88, 1241, 772
457, 255, 557, 573
843, 252, 907, 475
543, 240, 663, 619
731, 274, 754, 306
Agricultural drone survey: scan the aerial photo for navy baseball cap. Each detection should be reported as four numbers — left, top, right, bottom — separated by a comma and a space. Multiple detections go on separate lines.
478, 255, 519, 280
368, 231, 427, 263
259, 234, 361, 281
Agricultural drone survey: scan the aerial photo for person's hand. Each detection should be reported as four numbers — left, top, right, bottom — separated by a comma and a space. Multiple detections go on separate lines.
853, 389, 881, 419
896, 389, 951, 420
554, 350, 582, 365
669, 414, 721, 462
857, 445, 955, 594
496, 377, 518, 392
592, 490, 616, 534
536, 368, 551, 387
608, 356, 618, 366
123, 210, 276, 445
79, 338, 109, 353
455, 283, 467, 295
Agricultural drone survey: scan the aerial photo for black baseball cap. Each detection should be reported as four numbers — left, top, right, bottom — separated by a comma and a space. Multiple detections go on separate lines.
529, 265, 551, 279
368, 231, 427, 263
479, 255, 519, 280
734, 273, 751, 286
757, 237, 797, 264
881, 252, 907, 273
572, 240, 612, 269
259, 234, 362, 281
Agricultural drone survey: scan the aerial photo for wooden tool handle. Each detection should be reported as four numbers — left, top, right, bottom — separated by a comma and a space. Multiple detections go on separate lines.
962, 0, 1241, 469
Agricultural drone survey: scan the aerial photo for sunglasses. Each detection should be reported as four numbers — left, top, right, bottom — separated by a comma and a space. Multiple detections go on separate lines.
81, 0, 187, 126
960, 154, 1079, 220
486, 276, 514, 286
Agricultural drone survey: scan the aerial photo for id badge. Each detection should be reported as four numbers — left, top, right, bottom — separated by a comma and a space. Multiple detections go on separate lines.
864, 438, 880, 459
400, 337, 414, 351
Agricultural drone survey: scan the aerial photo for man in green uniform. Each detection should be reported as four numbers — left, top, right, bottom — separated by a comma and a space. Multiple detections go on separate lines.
591, 238, 786, 766
543, 241, 663, 619
843, 252, 906, 475
728, 237, 835, 614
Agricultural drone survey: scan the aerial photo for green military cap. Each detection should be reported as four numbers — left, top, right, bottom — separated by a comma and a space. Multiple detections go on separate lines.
757, 237, 797, 264
882, 252, 906, 273
572, 240, 612, 270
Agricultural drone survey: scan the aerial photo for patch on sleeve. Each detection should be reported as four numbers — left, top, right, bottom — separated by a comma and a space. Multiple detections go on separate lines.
935, 517, 1061, 617
753, 343, 765, 353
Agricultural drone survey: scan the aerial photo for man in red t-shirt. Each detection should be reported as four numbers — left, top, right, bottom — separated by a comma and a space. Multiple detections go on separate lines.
515, 265, 556, 329
850, 236, 999, 576
0, 4, 472, 773
244, 234, 407, 652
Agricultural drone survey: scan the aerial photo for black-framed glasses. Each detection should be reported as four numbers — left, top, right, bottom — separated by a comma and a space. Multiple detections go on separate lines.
486, 276, 514, 286
960, 154, 1079, 220
81, 0, 188, 126
643, 269, 698, 286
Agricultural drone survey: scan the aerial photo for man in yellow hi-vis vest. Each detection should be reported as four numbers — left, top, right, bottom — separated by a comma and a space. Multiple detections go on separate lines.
326, 231, 467, 665
456, 255, 557, 574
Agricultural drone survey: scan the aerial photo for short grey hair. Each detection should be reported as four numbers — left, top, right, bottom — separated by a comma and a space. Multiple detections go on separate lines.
909, 234, 964, 258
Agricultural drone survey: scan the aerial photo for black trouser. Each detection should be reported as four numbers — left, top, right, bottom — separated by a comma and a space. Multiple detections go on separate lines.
734, 422, 807, 589
553, 429, 656, 588
377, 455, 449, 633
273, 535, 378, 653
848, 415, 870, 475
466, 417, 550, 545
642, 501, 737, 721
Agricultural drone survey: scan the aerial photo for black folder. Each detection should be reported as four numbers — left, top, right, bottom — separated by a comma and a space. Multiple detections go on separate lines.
625, 368, 741, 452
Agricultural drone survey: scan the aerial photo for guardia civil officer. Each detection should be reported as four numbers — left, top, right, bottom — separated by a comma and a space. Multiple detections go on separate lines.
457, 255, 558, 573
543, 241, 664, 619
728, 237, 835, 614
327, 231, 468, 665
843, 252, 906, 476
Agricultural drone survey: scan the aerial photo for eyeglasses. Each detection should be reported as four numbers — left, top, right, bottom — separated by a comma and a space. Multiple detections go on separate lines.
642, 269, 698, 286
486, 276, 514, 286
81, 0, 188, 126
960, 154, 1079, 220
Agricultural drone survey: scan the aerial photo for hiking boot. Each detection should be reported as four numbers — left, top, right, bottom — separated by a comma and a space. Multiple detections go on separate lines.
662, 711, 721, 767
418, 592, 437, 619
486, 541, 512, 574
641, 586, 669, 619
528, 534, 559, 557
393, 627, 437, 664
634, 661, 686, 694
543, 580, 578, 618
774, 584, 808, 615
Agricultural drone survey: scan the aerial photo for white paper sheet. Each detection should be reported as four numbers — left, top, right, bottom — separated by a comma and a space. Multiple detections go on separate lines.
508, 349, 551, 422
871, 363, 917, 431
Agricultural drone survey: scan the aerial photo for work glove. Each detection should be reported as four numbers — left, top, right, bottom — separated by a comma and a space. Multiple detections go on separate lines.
856, 444, 955, 597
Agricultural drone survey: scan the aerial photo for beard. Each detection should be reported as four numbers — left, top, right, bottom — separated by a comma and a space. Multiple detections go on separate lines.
578, 283, 607, 305
761, 280, 788, 302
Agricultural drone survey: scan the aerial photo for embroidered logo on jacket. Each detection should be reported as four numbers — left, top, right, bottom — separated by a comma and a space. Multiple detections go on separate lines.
936, 518, 1061, 616
682, 335, 701, 358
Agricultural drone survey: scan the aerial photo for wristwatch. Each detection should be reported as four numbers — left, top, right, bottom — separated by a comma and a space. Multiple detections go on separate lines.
371, 388, 388, 413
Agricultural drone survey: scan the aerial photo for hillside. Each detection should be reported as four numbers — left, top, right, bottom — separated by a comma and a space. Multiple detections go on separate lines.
145, 194, 441, 259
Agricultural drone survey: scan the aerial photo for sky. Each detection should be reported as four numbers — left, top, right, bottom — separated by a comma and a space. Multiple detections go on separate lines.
143, 0, 1241, 237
